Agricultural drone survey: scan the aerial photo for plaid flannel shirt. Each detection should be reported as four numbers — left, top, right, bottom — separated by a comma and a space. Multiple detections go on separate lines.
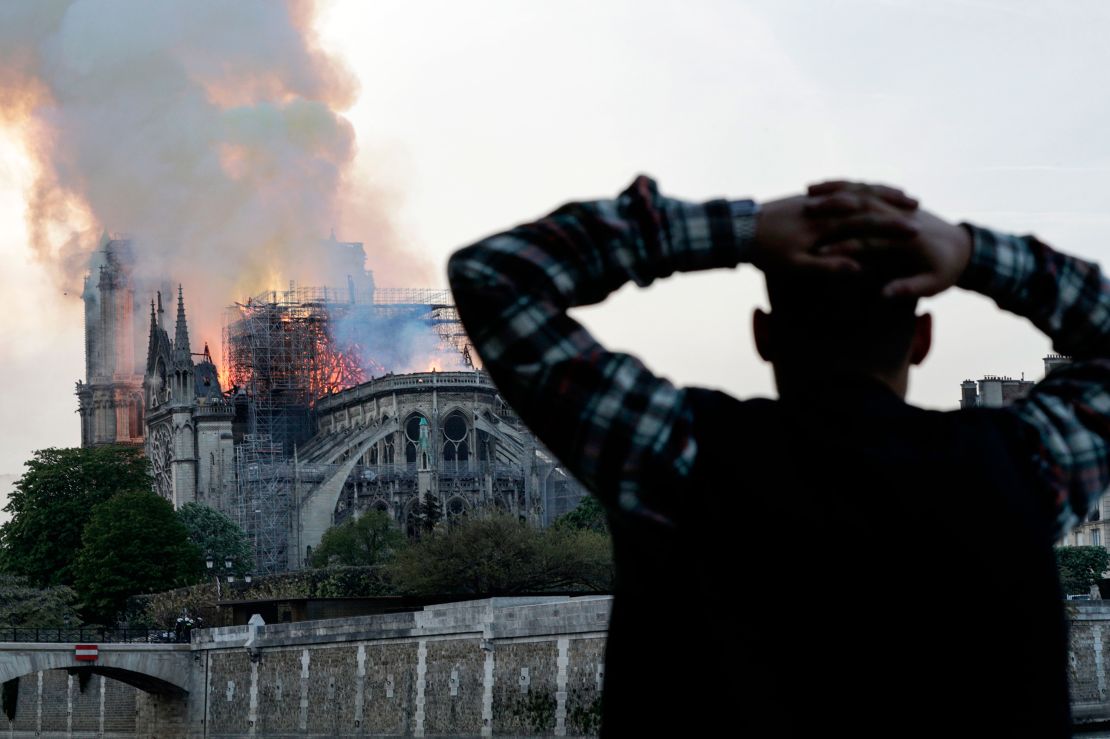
960, 225, 1110, 539
448, 176, 1110, 540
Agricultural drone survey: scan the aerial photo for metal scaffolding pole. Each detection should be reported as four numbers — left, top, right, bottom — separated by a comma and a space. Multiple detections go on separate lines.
222, 282, 474, 572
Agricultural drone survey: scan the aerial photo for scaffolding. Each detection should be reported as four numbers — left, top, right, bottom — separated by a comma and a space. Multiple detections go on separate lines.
223, 289, 372, 454
222, 283, 474, 573
234, 434, 291, 574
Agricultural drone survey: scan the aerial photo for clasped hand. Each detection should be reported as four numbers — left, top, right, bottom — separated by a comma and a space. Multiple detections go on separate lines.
753, 180, 972, 298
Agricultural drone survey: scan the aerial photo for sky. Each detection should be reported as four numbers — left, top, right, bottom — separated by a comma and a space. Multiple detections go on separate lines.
2, 0, 1110, 477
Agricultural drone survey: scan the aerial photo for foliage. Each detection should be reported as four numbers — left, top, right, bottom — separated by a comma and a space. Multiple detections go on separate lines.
390, 514, 612, 595
176, 503, 253, 576
1056, 545, 1110, 595
74, 490, 201, 623
224, 565, 393, 600
310, 566, 394, 598
311, 510, 404, 567
0, 446, 150, 587
131, 582, 219, 631
0, 574, 81, 628
139, 566, 394, 628
554, 495, 609, 534
415, 493, 442, 536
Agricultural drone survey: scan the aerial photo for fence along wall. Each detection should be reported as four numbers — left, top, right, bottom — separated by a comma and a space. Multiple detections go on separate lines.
193, 595, 611, 738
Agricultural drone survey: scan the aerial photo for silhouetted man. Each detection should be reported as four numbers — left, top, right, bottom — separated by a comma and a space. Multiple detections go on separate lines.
448, 177, 1108, 736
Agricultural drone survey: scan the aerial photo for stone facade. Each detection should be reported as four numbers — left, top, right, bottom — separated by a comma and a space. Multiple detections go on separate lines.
143, 288, 235, 510
190, 596, 610, 738
8, 671, 138, 737
76, 237, 145, 448
291, 372, 588, 569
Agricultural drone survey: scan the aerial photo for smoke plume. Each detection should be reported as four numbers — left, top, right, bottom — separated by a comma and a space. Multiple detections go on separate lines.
0, 0, 420, 361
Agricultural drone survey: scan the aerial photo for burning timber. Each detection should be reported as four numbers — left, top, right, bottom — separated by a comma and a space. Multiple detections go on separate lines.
221, 284, 473, 455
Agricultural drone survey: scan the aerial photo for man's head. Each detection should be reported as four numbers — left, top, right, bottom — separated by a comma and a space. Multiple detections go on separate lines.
753, 261, 932, 398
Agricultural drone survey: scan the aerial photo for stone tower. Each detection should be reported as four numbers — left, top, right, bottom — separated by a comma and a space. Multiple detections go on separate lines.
144, 287, 236, 510
76, 236, 145, 447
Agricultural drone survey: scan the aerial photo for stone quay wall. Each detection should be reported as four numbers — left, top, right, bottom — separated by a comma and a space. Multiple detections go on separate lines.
19, 596, 1110, 735
192, 595, 611, 738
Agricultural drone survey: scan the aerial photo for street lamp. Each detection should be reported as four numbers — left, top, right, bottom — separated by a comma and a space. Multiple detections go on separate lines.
205, 553, 238, 600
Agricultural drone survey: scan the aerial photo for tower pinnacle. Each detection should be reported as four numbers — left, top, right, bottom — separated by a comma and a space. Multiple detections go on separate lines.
174, 285, 191, 361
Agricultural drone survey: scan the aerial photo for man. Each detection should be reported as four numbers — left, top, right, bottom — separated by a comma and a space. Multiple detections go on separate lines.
448, 176, 1109, 736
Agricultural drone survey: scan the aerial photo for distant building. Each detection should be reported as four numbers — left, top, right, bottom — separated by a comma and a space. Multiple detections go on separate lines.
958, 355, 1070, 409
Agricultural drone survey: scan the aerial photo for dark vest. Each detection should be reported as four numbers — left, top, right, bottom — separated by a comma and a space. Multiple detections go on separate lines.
601, 379, 1071, 737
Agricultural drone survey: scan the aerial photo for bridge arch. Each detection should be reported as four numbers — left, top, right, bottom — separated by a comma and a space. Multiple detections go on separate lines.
0, 644, 191, 696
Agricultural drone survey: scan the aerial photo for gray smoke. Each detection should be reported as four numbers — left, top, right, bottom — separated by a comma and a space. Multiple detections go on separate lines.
0, 0, 418, 358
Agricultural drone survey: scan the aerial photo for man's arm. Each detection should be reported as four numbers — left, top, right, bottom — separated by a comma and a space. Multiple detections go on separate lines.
959, 226, 1110, 539
447, 177, 757, 524
448, 176, 913, 524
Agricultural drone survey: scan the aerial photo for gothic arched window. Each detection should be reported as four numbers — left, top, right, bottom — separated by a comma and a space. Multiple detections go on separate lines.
447, 496, 467, 524
442, 412, 469, 470
404, 413, 429, 469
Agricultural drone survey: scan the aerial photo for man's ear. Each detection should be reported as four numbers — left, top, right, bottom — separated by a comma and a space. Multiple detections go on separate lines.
753, 309, 774, 362
909, 312, 932, 366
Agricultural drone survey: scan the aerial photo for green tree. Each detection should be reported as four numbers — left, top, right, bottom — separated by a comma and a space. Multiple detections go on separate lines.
176, 503, 254, 576
416, 493, 442, 535
391, 514, 612, 595
554, 495, 608, 534
0, 575, 81, 628
1056, 545, 1110, 595
74, 490, 201, 623
0, 446, 150, 587
311, 510, 404, 567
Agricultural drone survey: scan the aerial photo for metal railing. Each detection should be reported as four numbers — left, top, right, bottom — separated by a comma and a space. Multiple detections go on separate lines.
0, 627, 190, 644
316, 371, 495, 412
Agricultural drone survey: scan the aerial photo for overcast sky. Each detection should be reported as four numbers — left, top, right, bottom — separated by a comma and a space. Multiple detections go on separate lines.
2, 0, 1110, 476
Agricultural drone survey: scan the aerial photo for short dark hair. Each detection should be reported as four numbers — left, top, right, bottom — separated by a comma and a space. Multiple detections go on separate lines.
763, 263, 919, 374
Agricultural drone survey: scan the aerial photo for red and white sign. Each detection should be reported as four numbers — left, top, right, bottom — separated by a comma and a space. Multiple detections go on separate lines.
74, 644, 98, 662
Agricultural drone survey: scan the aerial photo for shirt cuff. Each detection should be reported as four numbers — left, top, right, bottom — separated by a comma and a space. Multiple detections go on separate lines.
731, 199, 760, 261
955, 222, 1031, 299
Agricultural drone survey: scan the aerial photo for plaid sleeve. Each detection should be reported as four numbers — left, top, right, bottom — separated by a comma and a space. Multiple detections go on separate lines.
960, 224, 1110, 538
447, 175, 759, 524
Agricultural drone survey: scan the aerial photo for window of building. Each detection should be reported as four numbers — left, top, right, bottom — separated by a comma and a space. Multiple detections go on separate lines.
1094, 528, 1102, 547
405, 413, 429, 468
447, 497, 467, 523
442, 412, 470, 469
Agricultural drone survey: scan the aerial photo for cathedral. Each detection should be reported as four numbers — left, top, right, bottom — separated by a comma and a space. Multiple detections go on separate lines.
78, 237, 587, 573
